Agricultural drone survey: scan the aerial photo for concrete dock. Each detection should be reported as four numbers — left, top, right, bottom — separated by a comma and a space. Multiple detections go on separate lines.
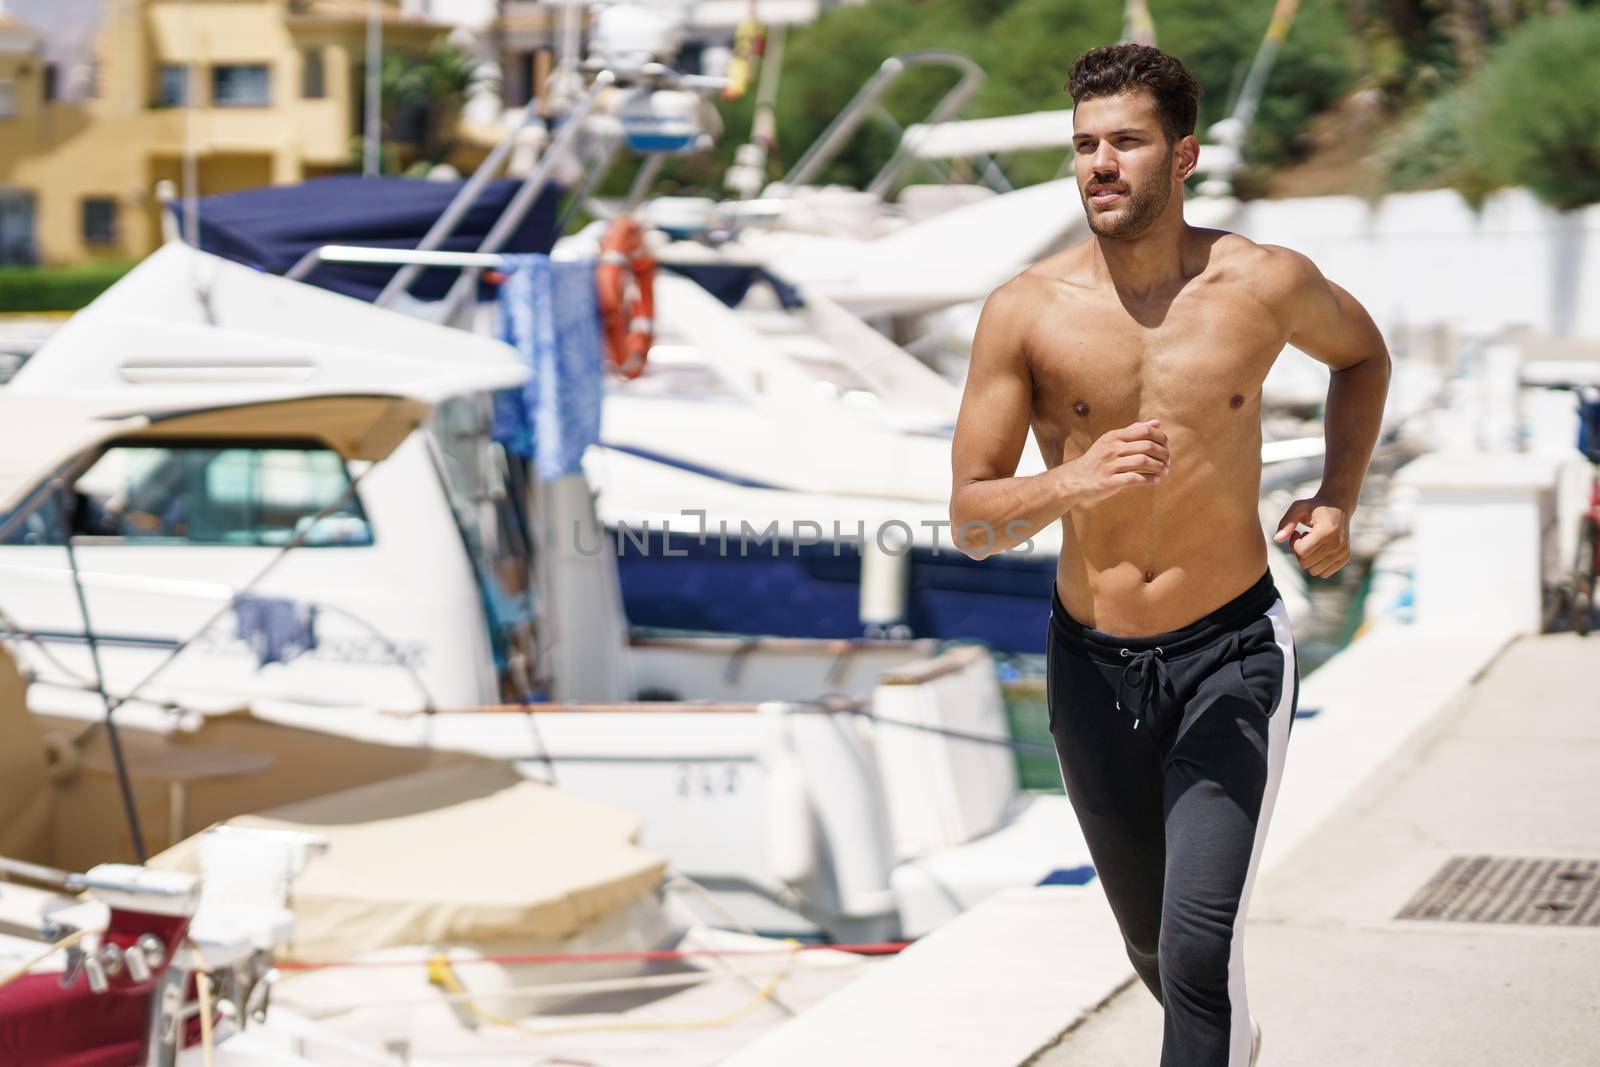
1036, 630, 1600, 1065
724, 626, 1598, 1067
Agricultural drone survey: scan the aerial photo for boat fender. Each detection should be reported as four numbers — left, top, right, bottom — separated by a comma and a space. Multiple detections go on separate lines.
764, 752, 817, 886
597, 215, 657, 380
859, 522, 911, 629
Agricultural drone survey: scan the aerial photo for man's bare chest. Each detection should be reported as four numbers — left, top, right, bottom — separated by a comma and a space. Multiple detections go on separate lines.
1027, 293, 1285, 443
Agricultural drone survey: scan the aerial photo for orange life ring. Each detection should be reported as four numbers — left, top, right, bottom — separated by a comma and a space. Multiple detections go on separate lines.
596, 215, 656, 379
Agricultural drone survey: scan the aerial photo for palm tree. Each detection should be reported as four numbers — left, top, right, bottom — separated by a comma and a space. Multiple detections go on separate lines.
380, 41, 485, 167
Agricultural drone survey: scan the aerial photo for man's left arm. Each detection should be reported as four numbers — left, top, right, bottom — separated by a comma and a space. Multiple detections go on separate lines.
1266, 248, 1392, 578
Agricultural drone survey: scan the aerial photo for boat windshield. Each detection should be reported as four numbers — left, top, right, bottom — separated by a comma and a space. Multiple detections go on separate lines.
3, 441, 372, 548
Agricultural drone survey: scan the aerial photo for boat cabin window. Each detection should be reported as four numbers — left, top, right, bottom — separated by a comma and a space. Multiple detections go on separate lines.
8, 442, 372, 547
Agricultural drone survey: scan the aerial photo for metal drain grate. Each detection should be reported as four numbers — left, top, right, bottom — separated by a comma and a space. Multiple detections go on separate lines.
1396, 856, 1600, 926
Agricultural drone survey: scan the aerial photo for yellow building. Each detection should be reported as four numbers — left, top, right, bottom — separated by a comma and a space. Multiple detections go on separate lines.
0, 0, 449, 266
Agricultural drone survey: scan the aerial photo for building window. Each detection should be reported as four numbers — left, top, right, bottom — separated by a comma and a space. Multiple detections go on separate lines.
155, 64, 188, 107
301, 47, 326, 99
43, 63, 58, 102
81, 197, 118, 245
35, 444, 376, 547
0, 80, 15, 119
0, 192, 35, 266
212, 64, 271, 107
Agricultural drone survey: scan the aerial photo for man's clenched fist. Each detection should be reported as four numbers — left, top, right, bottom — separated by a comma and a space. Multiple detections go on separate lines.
1273, 496, 1351, 578
1063, 418, 1171, 506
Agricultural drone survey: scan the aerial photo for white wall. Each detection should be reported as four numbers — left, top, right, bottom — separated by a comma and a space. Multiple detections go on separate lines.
408, 0, 498, 27
1234, 188, 1600, 340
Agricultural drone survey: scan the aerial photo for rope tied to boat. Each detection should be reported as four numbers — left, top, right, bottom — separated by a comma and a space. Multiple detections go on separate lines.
278, 939, 910, 971
0, 924, 93, 991
189, 943, 218, 1067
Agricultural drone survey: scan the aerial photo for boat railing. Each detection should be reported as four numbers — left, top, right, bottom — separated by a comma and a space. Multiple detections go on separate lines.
285, 246, 506, 283
373, 70, 617, 313
781, 51, 986, 195
363, 61, 710, 317
0, 857, 191, 900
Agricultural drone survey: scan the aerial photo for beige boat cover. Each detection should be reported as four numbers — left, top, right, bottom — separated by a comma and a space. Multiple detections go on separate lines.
159, 763, 667, 963
0, 391, 430, 514
0, 648, 53, 864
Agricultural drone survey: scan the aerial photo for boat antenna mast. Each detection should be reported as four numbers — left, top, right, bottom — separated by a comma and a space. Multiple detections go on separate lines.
725, 2, 784, 201
363, 0, 383, 176
1121, 0, 1158, 46
1198, 0, 1302, 197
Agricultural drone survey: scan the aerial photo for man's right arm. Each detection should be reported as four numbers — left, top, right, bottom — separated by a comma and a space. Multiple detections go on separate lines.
949, 283, 1073, 559
949, 281, 1170, 561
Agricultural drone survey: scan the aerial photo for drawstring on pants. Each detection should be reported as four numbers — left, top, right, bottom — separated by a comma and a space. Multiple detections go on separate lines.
1116, 646, 1170, 731
1114, 631, 1243, 731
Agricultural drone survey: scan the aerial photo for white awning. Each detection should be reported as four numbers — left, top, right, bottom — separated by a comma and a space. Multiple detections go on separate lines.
901, 110, 1076, 160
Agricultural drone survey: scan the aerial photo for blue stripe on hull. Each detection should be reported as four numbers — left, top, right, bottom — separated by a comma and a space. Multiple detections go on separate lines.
612, 527, 1054, 654
1037, 864, 1097, 886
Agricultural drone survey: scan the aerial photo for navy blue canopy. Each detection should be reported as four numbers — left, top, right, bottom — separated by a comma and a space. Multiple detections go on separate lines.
171, 175, 565, 302
660, 262, 804, 310
1581, 395, 1600, 463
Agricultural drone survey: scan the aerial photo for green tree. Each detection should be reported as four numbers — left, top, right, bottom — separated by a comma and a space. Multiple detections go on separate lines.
1386, 9, 1600, 209
760, 0, 1356, 191
1381, 86, 1495, 200
645, 1, 985, 198
619, 0, 1363, 200
380, 42, 486, 168
1471, 10, 1600, 208
1157, 0, 1357, 169
1344, 0, 1600, 100
756, 0, 984, 189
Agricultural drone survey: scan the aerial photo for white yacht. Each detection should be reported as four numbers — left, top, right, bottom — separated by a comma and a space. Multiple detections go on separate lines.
0, 246, 1096, 943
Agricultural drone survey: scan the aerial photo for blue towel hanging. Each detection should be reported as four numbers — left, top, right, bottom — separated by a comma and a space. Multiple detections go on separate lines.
492, 254, 605, 481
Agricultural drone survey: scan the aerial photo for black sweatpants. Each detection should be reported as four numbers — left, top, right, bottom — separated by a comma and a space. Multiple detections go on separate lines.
1046, 568, 1298, 1066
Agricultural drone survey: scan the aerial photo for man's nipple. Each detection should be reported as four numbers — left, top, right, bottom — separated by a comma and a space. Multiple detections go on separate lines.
1229, 393, 1245, 409
1073, 400, 1090, 417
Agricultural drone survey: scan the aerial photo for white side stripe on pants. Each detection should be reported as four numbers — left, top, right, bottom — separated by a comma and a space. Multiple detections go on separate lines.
1226, 597, 1296, 1065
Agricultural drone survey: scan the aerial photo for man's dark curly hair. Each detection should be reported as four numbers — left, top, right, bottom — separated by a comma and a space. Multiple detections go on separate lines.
1064, 44, 1204, 145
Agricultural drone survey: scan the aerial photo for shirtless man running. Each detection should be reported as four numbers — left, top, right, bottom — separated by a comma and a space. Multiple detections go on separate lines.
949, 44, 1390, 1067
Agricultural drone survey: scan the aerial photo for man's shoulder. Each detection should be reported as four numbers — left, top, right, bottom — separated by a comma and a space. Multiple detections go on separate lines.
1201, 231, 1322, 298
975, 248, 1090, 361
988, 244, 1093, 308
980, 267, 1040, 322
